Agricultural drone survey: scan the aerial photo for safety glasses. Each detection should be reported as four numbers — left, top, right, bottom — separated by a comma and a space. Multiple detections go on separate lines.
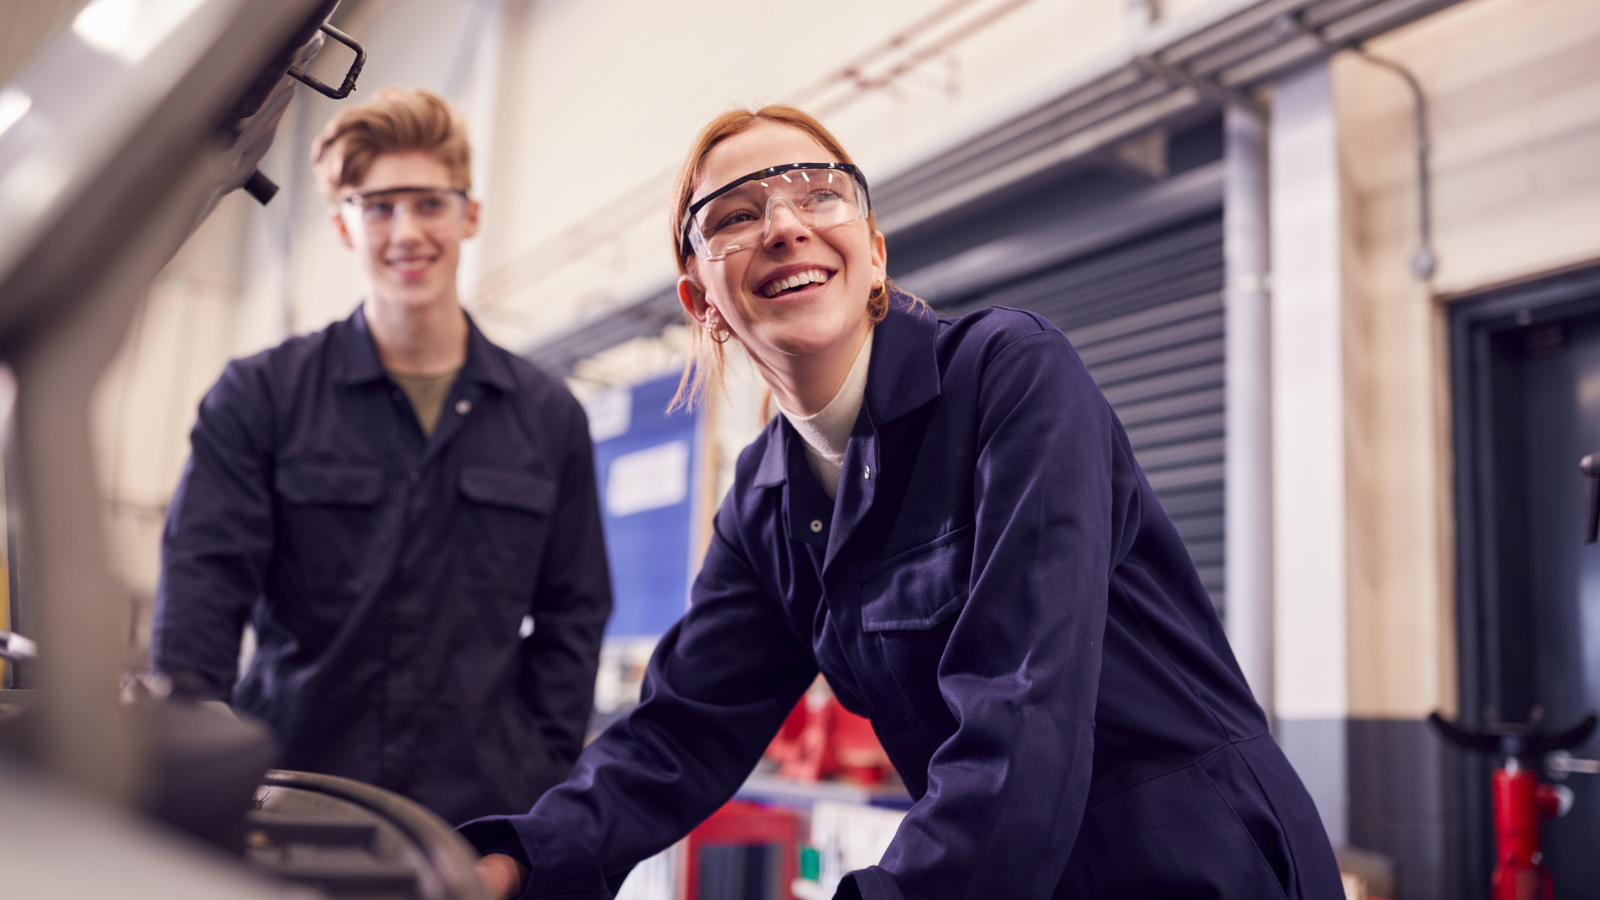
339, 186, 469, 237
680, 163, 871, 262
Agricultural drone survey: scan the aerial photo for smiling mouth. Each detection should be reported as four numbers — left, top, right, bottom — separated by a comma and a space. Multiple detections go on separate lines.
760, 268, 833, 299
388, 256, 435, 275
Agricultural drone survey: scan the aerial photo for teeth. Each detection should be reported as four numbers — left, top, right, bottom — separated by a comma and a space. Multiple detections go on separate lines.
762, 268, 830, 298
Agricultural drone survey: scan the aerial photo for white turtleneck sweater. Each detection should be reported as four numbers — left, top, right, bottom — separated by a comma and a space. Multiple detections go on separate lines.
777, 334, 873, 500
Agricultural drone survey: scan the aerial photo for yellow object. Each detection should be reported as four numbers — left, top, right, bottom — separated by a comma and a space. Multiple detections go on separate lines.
0, 561, 9, 687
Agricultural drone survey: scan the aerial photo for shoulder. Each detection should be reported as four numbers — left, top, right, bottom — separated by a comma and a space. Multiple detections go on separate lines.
191, 319, 351, 452
931, 305, 1081, 383
478, 335, 591, 437
936, 305, 1068, 359
206, 320, 342, 410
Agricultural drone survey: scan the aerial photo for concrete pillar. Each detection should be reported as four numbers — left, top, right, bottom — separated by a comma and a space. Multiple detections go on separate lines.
1223, 102, 1273, 716
1269, 59, 1349, 845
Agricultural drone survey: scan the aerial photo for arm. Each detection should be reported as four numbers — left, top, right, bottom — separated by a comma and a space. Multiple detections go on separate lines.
461, 505, 818, 899
150, 363, 276, 701
847, 326, 1136, 900
516, 399, 613, 790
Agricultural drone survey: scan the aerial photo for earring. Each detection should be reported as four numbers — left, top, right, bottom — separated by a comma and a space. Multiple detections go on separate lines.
706, 313, 731, 345
867, 279, 889, 318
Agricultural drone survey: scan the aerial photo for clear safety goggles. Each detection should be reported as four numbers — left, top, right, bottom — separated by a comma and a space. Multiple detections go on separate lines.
680, 162, 871, 262
339, 186, 469, 236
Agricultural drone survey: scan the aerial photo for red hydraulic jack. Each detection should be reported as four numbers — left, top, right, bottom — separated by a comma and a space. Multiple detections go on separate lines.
1430, 710, 1596, 900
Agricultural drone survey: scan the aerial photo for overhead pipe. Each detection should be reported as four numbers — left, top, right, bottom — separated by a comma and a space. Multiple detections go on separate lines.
1290, 13, 1437, 281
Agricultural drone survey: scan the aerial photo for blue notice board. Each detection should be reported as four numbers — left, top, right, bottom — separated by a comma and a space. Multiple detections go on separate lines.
586, 374, 702, 639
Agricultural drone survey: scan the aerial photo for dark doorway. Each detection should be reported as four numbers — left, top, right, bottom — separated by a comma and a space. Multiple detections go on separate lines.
1451, 263, 1600, 899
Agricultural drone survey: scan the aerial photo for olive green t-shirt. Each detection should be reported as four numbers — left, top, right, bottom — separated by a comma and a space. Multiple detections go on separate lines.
389, 368, 460, 437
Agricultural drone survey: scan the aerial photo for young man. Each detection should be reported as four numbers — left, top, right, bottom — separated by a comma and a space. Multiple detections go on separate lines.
151, 87, 612, 826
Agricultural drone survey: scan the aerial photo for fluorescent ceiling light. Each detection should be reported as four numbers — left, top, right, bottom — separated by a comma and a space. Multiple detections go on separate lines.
0, 89, 31, 140
73, 0, 208, 65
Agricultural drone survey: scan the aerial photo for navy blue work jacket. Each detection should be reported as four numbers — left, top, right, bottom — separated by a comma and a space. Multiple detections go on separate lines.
151, 306, 612, 826
461, 294, 1341, 898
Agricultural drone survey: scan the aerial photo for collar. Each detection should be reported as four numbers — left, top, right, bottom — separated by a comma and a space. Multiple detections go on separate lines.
778, 330, 872, 467
331, 303, 518, 391
751, 288, 940, 488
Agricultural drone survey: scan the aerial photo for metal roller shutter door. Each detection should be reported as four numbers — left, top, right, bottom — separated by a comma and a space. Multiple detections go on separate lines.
943, 212, 1226, 611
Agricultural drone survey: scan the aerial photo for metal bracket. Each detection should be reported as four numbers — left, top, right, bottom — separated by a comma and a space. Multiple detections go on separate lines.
1547, 750, 1600, 779
287, 23, 366, 100
1133, 55, 1268, 119
0, 629, 37, 662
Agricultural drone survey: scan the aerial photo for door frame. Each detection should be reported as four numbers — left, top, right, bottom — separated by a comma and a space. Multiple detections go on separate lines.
1447, 259, 1600, 896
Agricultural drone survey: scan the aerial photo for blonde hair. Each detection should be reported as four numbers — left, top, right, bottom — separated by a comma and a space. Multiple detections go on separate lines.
667, 105, 902, 412
311, 87, 471, 201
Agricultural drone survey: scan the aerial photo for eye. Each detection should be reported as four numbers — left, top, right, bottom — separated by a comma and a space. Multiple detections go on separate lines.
801, 189, 844, 210
415, 196, 446, 216
364, 200, 395, 219
709, 208, 759, 234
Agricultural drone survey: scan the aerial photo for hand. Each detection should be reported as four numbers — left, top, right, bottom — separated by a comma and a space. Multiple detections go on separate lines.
475, 853, 528, 900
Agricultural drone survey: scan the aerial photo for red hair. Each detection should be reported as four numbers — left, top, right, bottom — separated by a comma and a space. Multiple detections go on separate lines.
667, 105, 896, 412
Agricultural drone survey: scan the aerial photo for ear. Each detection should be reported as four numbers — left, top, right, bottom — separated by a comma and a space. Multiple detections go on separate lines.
870, 229, 887, 282
677, 272, 711, 326
462, 197, 481, 240
330, 205, 355, 250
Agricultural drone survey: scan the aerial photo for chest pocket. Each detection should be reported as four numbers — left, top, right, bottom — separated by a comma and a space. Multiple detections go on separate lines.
459, 466, 557, 513
275, 460, 385, 505
458, 466, 557, 596
860, 524, 973, 631
273, 460, 387, 615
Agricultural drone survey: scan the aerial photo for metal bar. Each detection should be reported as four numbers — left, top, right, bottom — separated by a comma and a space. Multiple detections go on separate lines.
286, 23, 366, 100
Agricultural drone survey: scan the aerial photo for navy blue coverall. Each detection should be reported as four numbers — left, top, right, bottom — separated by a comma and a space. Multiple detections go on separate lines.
151, 307, 612, 826
461, 293, 1342, 898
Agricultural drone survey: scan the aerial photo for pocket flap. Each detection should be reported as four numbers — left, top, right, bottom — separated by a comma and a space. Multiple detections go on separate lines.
460, 466, 557, 515
860, 526, 972, 632
275, 460, 385, 506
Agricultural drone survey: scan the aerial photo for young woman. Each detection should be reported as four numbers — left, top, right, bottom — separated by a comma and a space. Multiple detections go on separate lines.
466, 106, 1343, 900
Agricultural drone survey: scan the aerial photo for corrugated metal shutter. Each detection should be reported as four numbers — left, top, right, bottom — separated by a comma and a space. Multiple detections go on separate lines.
945, 213, 1226, 609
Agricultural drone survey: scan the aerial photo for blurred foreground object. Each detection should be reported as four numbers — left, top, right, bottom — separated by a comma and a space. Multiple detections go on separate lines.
0, 1, 480, 897
0, 0, 347, 806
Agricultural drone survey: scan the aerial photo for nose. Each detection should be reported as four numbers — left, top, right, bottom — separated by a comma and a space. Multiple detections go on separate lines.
761, 196, 811, 249
389, 201, 427, 243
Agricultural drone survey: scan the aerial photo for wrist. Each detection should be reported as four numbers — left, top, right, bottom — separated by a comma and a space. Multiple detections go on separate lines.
475, 852, 527, 900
